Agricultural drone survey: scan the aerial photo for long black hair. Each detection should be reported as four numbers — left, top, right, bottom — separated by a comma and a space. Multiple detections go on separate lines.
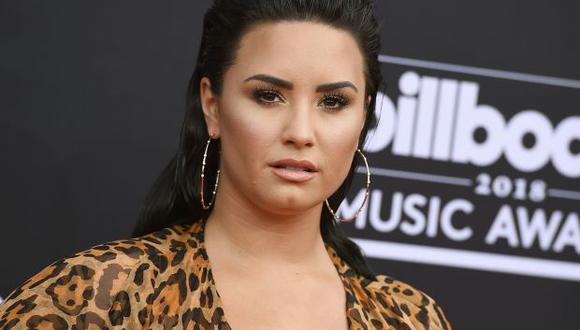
132, 0, 383, 279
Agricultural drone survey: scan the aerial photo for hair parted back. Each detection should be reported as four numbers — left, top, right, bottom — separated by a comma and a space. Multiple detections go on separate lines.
132, 0, 383, 279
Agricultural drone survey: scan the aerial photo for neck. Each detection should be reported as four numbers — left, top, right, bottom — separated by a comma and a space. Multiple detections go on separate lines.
204, 181, 328, 270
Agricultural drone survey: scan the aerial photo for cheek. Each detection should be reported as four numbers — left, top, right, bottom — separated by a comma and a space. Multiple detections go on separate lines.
325, 110, 364, 151
218, 101, 275, 170
320, 116, 362, 185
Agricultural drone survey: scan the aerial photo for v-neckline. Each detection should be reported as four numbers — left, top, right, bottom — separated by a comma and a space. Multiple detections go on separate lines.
197, 218, 358, 329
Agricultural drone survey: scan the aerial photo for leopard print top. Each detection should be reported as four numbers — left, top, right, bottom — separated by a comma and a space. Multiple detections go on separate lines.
0, 218, 452, 329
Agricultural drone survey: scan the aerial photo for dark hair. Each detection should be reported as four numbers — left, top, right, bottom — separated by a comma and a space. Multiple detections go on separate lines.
132, 0, 383, 279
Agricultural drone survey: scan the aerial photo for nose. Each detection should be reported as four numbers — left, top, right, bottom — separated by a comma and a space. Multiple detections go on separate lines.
281, 101, 315, 149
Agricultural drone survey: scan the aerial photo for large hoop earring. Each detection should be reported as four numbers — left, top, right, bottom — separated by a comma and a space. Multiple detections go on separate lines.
325, 148, 371, 223
200, 134, 220, 210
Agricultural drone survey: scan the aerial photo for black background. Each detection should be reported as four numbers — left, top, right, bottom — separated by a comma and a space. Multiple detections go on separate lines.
1, 1, 579, 329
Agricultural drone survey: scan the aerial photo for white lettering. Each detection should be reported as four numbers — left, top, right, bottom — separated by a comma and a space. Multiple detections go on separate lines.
486, 205, 520, 247
340, 190, 473, 242
553, 213, 580, 254
452, 82, 506, 166
337, 188, 369, 229
369, 190, 402, 232
552, 117, 580, 177
505, 111, 552, 172
441, 199, 474, 241
400, 194, 427, 236
516, 207, 562, 250
364, 71, 580, 178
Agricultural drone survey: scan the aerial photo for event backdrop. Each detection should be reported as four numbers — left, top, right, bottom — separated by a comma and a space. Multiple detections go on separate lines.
1, 1, 578, 329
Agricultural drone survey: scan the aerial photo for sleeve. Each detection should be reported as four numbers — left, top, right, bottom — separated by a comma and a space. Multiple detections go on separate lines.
414, 289, 453, 330
373, 275, 454, 330
0, 248, 137, 329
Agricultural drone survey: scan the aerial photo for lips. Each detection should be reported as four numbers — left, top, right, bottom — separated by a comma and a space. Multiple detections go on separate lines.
268, 158, 319, 182
268, 159, 319, 172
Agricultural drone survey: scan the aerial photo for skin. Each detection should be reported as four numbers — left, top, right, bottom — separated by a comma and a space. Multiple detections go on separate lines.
199, 21, 371, 329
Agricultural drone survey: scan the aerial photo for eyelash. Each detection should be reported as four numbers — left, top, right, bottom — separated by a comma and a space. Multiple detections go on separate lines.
252, 86, 351, 111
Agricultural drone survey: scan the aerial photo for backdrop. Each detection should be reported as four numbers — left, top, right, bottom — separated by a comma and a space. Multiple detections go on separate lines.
1, 1, 578, 329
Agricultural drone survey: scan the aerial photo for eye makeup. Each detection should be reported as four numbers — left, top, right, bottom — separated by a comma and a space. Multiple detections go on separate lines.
320, 91, 350, 111
251, 84, 352, 111
253, 86, 284, 106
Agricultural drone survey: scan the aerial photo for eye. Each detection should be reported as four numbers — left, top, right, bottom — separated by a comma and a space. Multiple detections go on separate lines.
253, 87, 283, 106
320, 92, 350, 111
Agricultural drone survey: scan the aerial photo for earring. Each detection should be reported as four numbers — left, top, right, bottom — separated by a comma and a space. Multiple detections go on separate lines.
200, 133, 220, 210
325, 148, 371, 223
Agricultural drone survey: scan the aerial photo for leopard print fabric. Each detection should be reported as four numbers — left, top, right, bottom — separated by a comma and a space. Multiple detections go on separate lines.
0, 219, 452, 329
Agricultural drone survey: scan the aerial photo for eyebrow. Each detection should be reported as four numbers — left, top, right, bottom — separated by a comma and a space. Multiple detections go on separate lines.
243, 74, 358, 93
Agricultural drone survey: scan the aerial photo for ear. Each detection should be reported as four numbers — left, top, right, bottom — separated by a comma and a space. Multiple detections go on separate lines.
199, 76, 221, 138
361, 94, 372, 131
365, 95, 372, 112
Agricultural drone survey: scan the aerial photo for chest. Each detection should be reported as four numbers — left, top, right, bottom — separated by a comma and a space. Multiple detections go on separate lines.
212, 272, 349, 330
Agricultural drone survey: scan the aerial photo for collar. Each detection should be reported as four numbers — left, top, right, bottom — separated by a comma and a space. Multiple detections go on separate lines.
188, 218, 375, 329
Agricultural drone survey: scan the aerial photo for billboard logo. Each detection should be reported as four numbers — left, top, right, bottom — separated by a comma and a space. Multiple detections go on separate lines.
365, 71, 580, 177
344, 55, 580, 282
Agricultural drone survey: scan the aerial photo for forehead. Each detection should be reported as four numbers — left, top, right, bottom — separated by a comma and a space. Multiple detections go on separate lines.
227, 21, 365, 87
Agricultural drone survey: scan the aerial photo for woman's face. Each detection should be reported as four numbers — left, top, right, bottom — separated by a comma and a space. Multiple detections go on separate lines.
200, 21, 369, 216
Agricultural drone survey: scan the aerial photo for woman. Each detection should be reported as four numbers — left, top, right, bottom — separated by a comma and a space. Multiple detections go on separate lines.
0, 0, 453, 329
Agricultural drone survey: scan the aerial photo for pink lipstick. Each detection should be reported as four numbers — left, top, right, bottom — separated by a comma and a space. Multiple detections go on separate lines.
268, 158, 319, 182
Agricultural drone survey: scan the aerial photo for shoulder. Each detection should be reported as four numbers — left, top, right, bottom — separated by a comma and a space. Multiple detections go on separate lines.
0, 222, 199, 329
358, 274, 453, 330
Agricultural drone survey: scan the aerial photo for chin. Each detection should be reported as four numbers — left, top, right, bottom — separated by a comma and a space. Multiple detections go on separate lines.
259, 194, 319, 215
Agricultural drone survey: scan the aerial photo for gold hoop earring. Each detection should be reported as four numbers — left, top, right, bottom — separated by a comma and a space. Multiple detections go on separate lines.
325, 148, 371, 223
200, 134, 220, 210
